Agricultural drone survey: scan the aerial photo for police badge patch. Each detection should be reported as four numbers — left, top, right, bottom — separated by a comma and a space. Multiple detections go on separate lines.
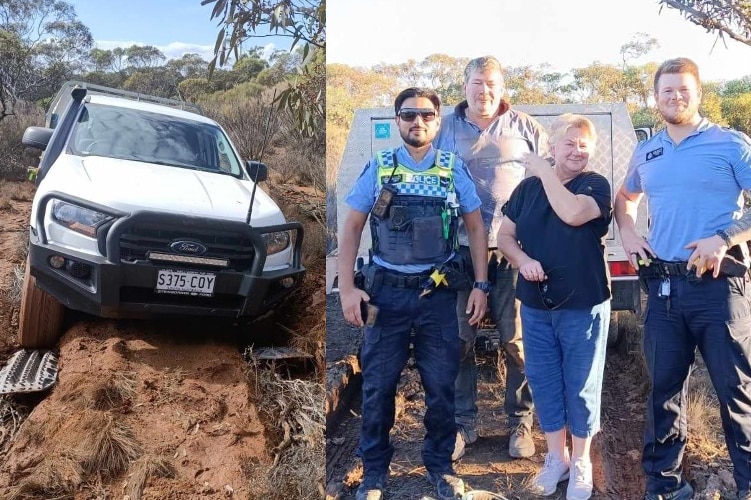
646, 147, 664, 161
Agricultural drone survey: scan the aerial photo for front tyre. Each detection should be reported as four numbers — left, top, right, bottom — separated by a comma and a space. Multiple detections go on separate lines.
19, 259, 64, 348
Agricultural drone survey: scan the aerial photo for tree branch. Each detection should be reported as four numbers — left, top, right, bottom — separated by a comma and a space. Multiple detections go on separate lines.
659, 0, 751, 46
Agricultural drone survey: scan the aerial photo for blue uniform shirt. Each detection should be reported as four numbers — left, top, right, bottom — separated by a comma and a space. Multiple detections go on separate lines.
624, 119, 751, 261
345, 144, 482, 273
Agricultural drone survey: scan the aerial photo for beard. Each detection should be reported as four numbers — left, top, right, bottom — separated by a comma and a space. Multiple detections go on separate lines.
400, 128, 433, 148
660, 102, 699, 125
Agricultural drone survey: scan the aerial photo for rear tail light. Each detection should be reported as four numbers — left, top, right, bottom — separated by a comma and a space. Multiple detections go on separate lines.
609, 260, 638, 277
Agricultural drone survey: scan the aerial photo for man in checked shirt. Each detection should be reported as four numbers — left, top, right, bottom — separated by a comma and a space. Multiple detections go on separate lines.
435, 55, 549, 462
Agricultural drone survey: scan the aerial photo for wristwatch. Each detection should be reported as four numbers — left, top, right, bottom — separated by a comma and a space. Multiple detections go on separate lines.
716, 229, 732, 247
473, 281, 492, 293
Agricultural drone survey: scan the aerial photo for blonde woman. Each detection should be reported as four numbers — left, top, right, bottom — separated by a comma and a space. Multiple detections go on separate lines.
497, 114, 612, 500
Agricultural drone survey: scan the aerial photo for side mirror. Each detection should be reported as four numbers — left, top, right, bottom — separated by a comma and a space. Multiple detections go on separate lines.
22, 127, 54, 150
245, 160, 268, 182
634, 127, 653, 142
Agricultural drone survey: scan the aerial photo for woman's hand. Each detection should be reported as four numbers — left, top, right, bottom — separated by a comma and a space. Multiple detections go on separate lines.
521, 151, 553, 179
518, 257, 546, 282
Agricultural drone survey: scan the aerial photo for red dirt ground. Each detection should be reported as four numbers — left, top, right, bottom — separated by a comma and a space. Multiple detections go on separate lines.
0, 180, 325, 499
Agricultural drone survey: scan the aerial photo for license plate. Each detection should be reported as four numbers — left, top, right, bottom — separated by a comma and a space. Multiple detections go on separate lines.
155, 269, 216, 297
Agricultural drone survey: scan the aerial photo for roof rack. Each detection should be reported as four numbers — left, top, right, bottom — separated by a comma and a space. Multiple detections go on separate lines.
46, 81, 203, 128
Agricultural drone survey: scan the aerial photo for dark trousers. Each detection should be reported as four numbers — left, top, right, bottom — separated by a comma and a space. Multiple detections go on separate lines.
455, 247, 534, 433
642, 274, 751, 494
358, 282, 461, 478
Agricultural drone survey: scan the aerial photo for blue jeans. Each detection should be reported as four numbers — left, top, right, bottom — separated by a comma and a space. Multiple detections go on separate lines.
455, 248, 534, 434
642, 274, 751, 494
358, 282, 460, 478
520, 300, 610, 437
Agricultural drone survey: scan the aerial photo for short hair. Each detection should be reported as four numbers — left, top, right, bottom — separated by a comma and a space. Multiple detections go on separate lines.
394, 87, 441, 115
548, 113, 597, 148
653, 57, 701, 92
463, 56, 504, 85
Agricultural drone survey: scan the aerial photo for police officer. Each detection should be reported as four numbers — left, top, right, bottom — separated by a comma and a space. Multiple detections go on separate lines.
615, 57, 751, 500
339, 87, 490, 500
435, 55, 548, 461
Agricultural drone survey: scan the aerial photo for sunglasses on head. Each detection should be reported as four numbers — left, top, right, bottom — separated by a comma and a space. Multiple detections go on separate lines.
397, 108, 437, 122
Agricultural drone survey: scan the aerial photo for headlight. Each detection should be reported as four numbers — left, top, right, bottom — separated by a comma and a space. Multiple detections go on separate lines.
262, 231, 290, 255
51, 200, 112, 238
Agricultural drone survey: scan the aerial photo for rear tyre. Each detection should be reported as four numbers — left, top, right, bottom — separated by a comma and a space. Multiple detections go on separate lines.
19, 260, 64, 348
607, 312, 620, 348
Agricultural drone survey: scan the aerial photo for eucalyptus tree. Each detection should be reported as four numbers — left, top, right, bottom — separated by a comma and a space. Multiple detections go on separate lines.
0, 0, 92, 120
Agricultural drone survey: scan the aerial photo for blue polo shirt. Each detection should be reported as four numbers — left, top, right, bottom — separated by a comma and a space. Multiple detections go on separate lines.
345, 144, 482, 273
624, 119, 751, 261
435, 101, 548, 248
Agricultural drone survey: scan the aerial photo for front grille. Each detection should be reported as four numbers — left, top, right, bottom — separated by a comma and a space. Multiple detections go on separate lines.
119, 223, 255, 271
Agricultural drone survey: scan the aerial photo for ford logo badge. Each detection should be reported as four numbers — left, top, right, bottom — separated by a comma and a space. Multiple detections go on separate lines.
170, 240, 207, 255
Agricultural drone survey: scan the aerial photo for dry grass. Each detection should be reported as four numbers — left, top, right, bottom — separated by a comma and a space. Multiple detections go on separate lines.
0, 180, 33, 203
0, 102, 45, 182
123, 454, 176, 500
9, 410, 141, 498
74, 411, 142, 478
5, 264, 24, 306
57, 372, 137, 411
11, 231, 29, 264
268, 183, 327, 270
287, 310, 326, 376
244, 354, 325, 500
9, 452, 84, 499
686, 356, 726, 461
240, 456, 273, 496
0, 396, 31, 456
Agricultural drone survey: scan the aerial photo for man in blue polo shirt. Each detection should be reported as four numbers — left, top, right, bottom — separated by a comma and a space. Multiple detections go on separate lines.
435, 55, 548, 461
339, 87, 490, 500
615, 57, 751, 500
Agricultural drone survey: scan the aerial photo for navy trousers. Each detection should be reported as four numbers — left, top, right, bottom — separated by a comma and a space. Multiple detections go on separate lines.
642, 274, 751, 494
357, 281, 460, 479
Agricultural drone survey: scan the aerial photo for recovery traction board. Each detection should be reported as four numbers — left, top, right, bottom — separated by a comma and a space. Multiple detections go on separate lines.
0, 349, 58, 394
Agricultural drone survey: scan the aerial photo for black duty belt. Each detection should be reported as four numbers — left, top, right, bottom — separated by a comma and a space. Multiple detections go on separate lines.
640, 260, 691, 278
638, 258, 749, 279
380, 269, 431, 288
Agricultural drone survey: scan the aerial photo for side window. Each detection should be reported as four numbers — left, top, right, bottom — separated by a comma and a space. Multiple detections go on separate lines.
217, 141, 231, 173
634, 127, 653, 142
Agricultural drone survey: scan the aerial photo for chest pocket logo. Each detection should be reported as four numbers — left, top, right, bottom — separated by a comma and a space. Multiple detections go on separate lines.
646, 147, 664, 161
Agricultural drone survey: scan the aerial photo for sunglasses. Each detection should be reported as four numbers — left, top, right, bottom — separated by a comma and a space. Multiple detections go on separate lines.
397, 108, 437, 122
536, 266, 575, 311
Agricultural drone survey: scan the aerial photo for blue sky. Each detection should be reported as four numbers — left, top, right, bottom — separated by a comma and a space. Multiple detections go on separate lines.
328, 0, 751, 83
71, 0, 291, 63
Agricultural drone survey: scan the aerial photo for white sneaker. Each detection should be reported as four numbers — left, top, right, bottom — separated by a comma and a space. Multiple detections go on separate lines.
530, 450, 570, 496
566, 458, 593, 500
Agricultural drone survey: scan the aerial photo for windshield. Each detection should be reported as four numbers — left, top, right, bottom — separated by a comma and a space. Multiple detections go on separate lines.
67, 103, 242, 176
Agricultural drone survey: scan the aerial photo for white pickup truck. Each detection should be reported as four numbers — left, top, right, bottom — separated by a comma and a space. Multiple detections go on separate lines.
333, 102, 649, 347
19, 81, 305, 348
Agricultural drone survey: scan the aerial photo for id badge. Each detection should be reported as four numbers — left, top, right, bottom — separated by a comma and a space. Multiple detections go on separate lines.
658, 278, 670, 298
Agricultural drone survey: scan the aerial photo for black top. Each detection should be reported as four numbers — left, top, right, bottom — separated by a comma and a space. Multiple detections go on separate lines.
504, 171, 613, 310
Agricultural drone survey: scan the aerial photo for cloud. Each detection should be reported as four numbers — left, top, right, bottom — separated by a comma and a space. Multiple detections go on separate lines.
260, 43, 276, 60
95, 40, 215, 64
94, 40, 278, 71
